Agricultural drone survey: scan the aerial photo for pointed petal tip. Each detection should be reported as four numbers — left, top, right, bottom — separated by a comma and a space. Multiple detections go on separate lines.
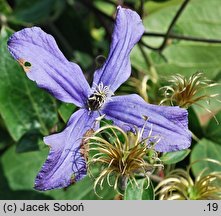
92, 7, 144, 92
102, 94, 192, 153
7, 26, 90, 106
150, 106, 192, 152
34, 159, 87, 191
34, 180, 51, 191
117, 5, 145, 34
154, 132, 192, 153
33, 110, 97, 191
117, 5, 121, 10
34, 166, 72, 191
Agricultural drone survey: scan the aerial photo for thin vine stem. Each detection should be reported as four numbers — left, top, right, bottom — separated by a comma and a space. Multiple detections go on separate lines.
143, 32, 221, 44
158, 0, 190, 52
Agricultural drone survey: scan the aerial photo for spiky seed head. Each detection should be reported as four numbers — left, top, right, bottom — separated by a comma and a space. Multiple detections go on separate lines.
155, 159, 221, 200
160, 72, 220, 109
84, 124, 163, 194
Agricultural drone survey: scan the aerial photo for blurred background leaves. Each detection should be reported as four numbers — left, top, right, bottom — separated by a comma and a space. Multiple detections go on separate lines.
0, 0, 221, 200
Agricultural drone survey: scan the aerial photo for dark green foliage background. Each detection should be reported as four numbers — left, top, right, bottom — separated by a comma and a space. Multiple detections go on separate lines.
0, 0, 220, 200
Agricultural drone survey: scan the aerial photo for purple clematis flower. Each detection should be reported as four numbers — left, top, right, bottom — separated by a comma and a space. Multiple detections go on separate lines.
7, 6, 191, 191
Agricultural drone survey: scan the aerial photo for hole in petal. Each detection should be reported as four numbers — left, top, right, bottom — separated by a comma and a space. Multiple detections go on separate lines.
24, 61, 32, 67
18, 58, 32, 72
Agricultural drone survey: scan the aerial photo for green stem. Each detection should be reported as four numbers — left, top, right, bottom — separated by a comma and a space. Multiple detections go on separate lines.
191, 131, 200, 143
143, 32, 221, 44
119, 175, 128, 193
138, 44, 158, 83
158, 0, 190, 53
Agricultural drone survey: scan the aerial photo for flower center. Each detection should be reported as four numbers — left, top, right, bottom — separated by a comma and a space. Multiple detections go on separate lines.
87, 93, 106, 111
87, 83, 112, 111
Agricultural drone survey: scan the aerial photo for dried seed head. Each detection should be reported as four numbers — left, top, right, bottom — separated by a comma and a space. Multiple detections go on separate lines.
84, 123, 163, 194
155, 159, 221, 200
160, 72, 220, 109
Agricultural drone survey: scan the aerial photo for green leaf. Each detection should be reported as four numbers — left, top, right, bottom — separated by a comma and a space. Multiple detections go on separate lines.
175, 0, 221, 39
0, 27, 58, 141
73, 51, 93, 71
124, 178, 155, 200
153, 43, 221, 79
190, 138, 221, 177
53, 6, 93, 58
144, 0, 182, 15
46, 176, 116, 200
192, 83, 221, 119
0, 161, 52, 200
205, 110, 221, 144
58, 103, 76, 123
144, 0, 221, 42
0, 0, 12, 15
16, 130, 42, 153
0, 116, 13, 150
131, 45, 149, 72
1, 145, 48, 190
141, 0, 221, 79
11, 0, 65, 24
160, 149, 190, 165
1, 146, 115, 199
188, 107, 204, 139
0, 127, 12, 150
94, 1, 115, 16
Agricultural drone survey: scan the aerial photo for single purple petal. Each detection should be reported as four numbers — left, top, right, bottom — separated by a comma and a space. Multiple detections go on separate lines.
101, 94, 191, 152
34, 109, 99, 191
7, 27, 90, 107
92, 6, 144, 93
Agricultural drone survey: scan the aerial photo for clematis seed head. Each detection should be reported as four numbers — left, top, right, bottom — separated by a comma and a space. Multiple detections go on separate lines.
160, 72, 220, 109
155, 159, 221, 200
85, 123, 163, 193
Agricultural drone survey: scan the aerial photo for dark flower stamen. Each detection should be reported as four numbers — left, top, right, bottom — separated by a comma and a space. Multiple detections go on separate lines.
87, 93, 106, 111
87, 83, 112, 111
